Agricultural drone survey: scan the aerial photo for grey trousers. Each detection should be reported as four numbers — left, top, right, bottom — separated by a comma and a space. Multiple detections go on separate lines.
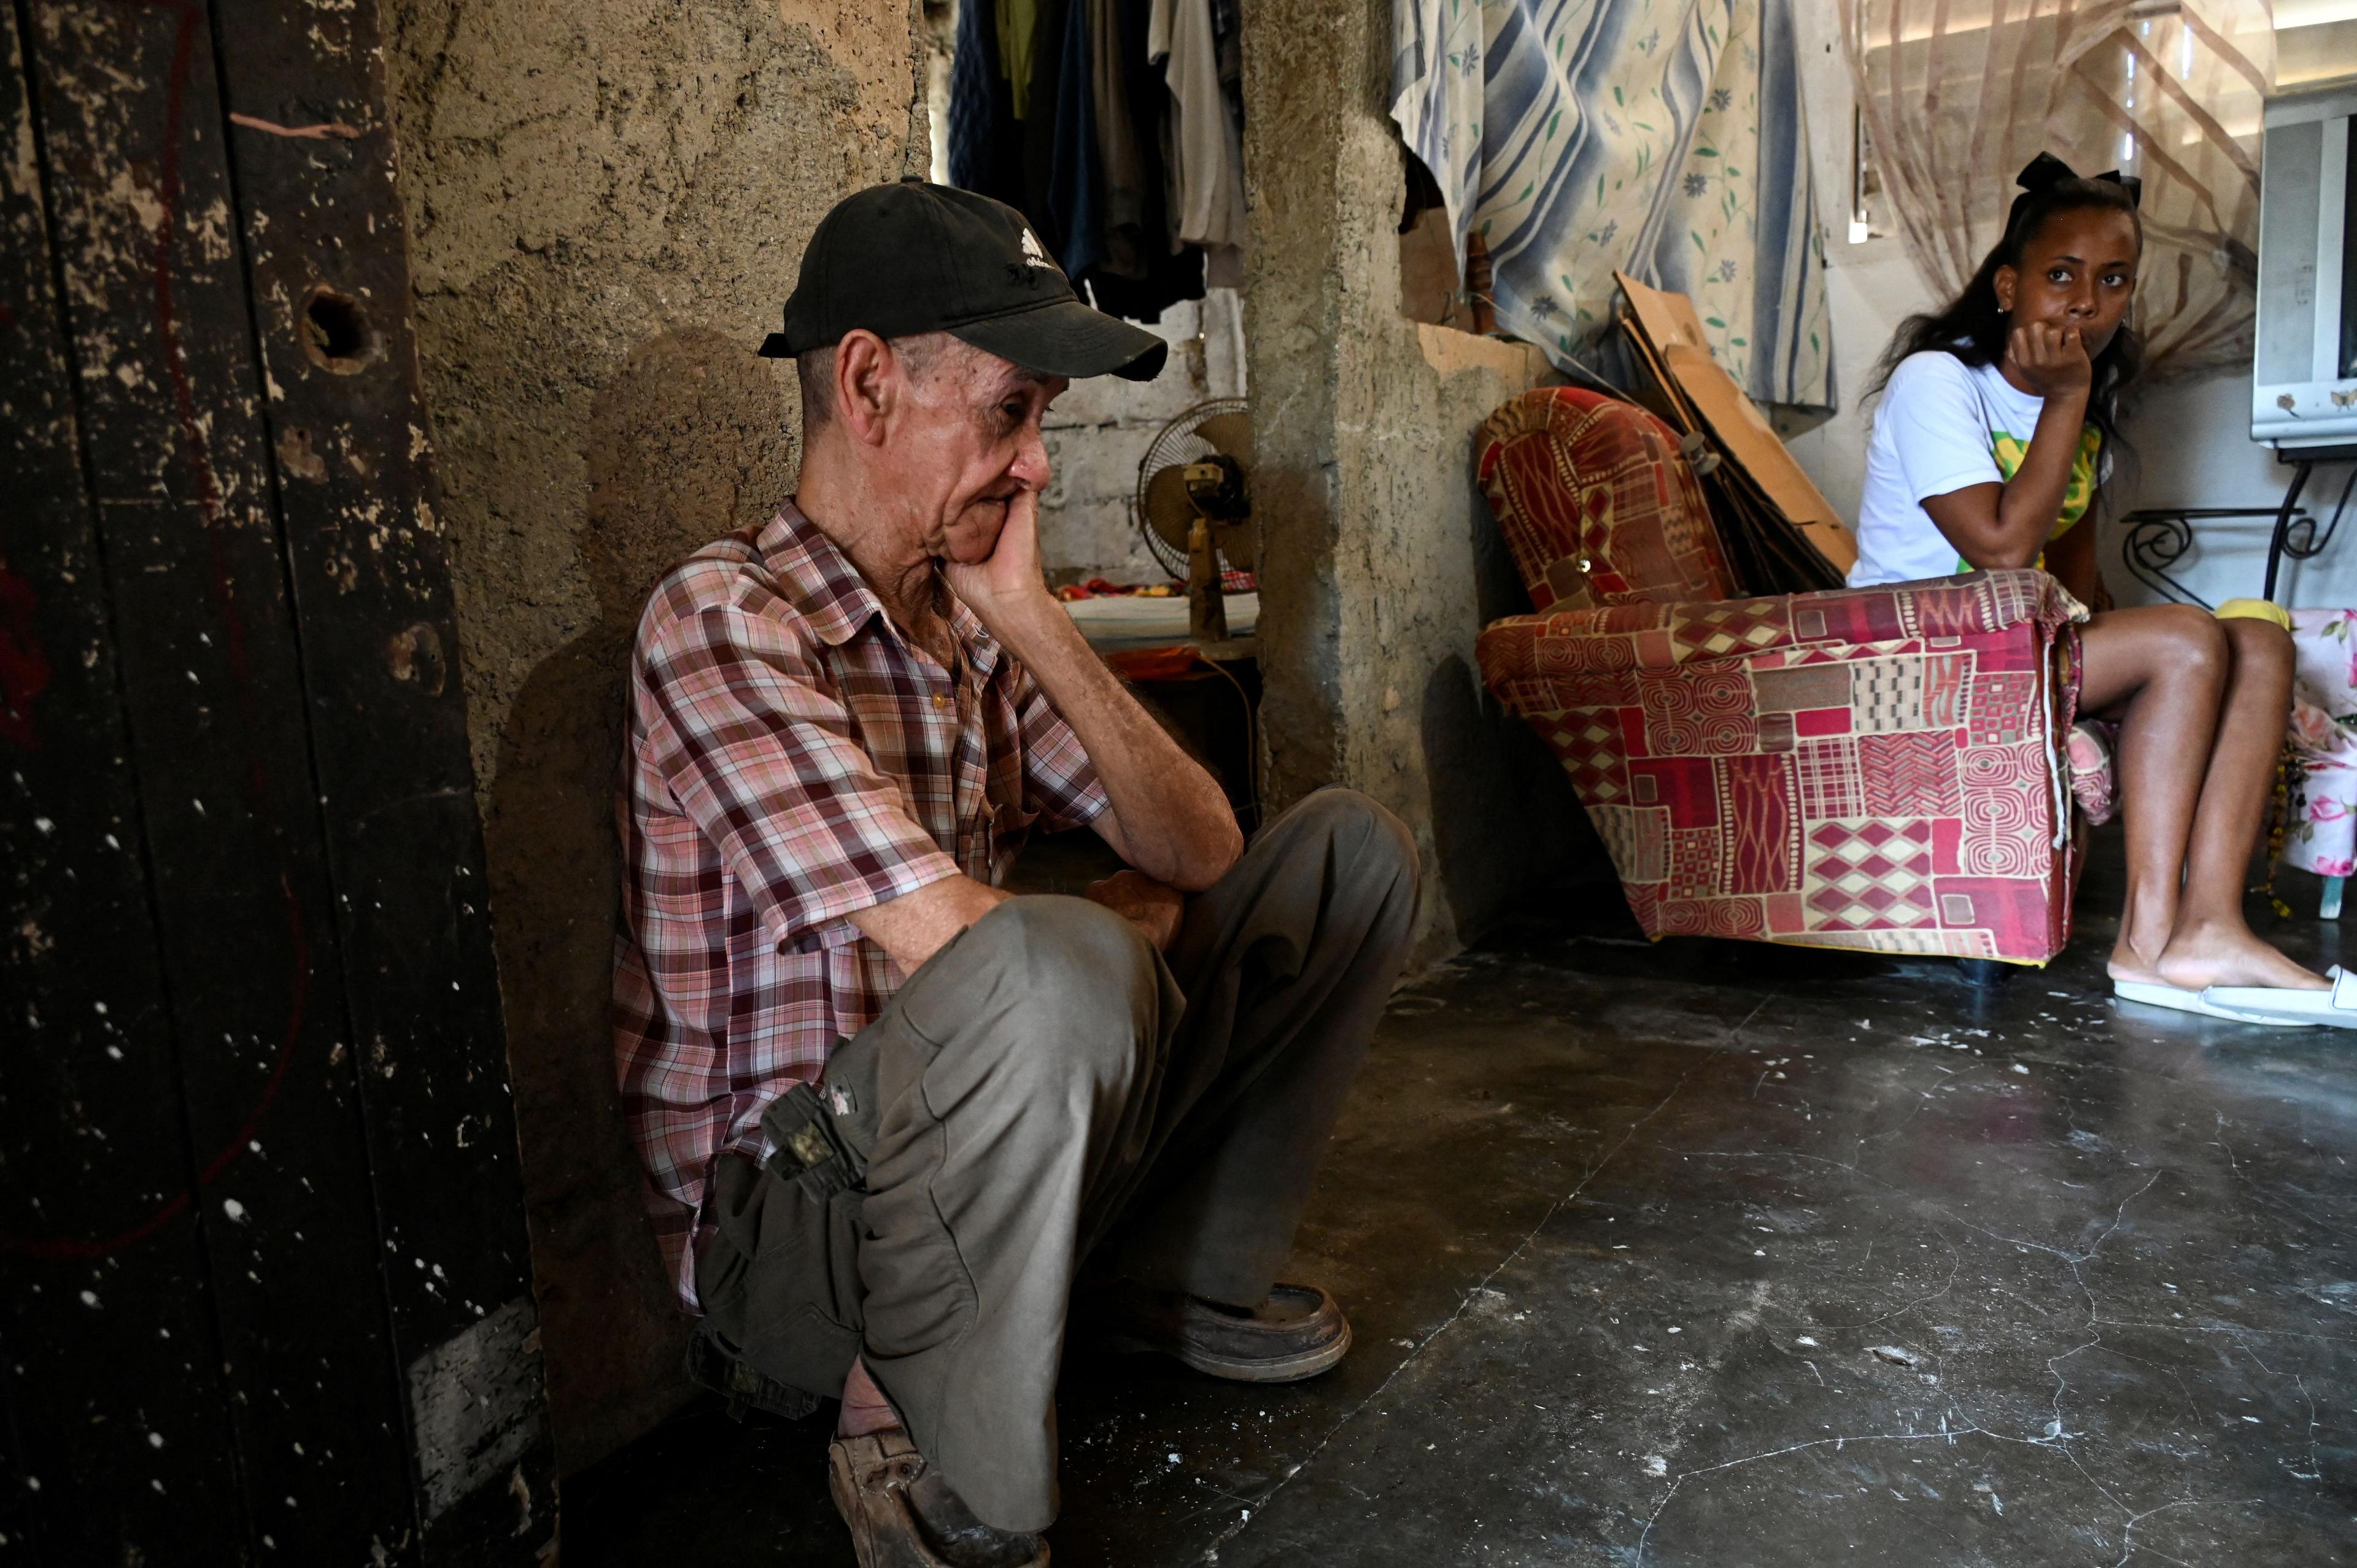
696, 788, 1418, 1532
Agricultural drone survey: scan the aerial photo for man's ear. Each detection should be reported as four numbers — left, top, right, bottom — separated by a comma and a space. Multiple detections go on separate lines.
834, 330, 894, 447
1992, 263, 2018, 315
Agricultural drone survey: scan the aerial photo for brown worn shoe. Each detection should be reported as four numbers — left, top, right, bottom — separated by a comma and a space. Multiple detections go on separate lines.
826, 1429, 1048, 1568
1099, 1281, 1352, 1383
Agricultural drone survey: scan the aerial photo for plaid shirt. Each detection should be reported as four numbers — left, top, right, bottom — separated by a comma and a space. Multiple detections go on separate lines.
613, 505, 1108, 1308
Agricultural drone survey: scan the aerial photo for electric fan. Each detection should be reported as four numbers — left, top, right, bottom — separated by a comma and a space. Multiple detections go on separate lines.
1133, 398, 1255, 640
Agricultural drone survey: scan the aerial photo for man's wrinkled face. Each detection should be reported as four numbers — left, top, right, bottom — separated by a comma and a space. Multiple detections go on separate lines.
884, 341, 1066, 565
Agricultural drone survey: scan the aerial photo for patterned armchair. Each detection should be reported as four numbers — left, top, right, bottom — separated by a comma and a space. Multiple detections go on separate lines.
1474, 388, 2093, 964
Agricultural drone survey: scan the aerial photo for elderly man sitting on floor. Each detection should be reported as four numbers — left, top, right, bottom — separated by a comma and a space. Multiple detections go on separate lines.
611, 179, 1419, 1568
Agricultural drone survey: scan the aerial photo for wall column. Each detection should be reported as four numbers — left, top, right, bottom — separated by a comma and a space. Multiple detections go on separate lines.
1242, 0, 1594, 962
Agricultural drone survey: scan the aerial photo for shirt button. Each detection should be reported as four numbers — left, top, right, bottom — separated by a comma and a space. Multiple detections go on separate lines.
932, 693, 950, 709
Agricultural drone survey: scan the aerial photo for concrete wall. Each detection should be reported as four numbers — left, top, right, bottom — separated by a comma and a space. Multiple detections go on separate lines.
384, 0, 928, 1473
1242, 0, 1596, 967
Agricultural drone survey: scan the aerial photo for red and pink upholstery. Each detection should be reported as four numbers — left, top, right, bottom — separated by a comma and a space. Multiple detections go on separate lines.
1475, 388, 2092, 964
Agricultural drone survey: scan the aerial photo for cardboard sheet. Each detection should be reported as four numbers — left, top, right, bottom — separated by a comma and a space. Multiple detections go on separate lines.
1615, 272, 1857, 580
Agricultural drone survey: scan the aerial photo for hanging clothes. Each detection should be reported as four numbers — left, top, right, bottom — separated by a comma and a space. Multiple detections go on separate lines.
954, 0, 1087, 274
951, 0, 1208, 325
950, 0, 1026, 213
1086, 0, 1206, 322
1088, 0, 1147, 278
1147, 0, 1246, 287
1016, 0, 1064, 247
1047, 0, 1109, 282
1000, 0, 1043, 120
1210, 0, 1242, 134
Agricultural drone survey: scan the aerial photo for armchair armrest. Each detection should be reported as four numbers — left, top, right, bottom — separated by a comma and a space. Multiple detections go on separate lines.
1478, 569, 2086, 705
1480, 566, 2092, 684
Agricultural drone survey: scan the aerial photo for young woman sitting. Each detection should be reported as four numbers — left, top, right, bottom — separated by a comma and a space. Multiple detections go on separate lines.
1851, 153, 2334, 1024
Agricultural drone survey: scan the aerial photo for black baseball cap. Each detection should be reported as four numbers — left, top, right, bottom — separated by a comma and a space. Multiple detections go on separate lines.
758, 178, 1168, 382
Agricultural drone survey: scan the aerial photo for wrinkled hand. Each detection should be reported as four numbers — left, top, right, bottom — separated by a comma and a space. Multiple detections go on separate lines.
943, 485, 1051, 624
2005, 320, 2092, 400
1083, 868, 1186, 953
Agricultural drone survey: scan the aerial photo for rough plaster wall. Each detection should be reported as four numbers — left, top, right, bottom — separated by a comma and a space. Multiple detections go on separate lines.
1242, 0, 1592, 966
385, 0, 926, 1473
1039, 290, 1247, 583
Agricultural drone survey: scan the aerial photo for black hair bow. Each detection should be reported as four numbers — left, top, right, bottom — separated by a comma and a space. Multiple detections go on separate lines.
2008, 152, 2143, 234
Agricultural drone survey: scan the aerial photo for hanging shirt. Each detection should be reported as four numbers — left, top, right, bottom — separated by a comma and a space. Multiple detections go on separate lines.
1048, 0, 1108, 281
1089, 0, 1153, 279
951, 0, 1028, 214
1000, 0, 1043, 120
1086, 0, 1209, 320
1849, 350, 2104, 589
1149, 0, 1247, 286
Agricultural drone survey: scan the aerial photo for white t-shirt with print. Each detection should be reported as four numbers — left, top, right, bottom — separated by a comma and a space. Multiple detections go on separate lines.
1849, 350, 2056, 589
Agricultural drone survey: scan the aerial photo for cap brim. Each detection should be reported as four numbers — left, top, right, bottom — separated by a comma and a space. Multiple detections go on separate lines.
950, 299, 1168, 382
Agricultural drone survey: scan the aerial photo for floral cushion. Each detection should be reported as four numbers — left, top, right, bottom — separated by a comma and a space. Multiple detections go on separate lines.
2066, 719, 2119, 827
2283, 609, 2357, 879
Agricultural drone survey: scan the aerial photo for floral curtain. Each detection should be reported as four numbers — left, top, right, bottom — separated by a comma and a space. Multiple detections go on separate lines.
1841, 0, 2276, 379
1391, 0, 1836, 409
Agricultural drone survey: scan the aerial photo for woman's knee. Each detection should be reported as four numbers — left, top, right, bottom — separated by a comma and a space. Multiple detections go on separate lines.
2221, 614, 2294, 683
2149, 604, 2230, 678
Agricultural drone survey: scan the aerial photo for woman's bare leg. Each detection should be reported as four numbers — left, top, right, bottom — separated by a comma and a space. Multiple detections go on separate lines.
2081, 607, 2324, 990
2080, 606, 2224, 983
2152, 616, 2323, 991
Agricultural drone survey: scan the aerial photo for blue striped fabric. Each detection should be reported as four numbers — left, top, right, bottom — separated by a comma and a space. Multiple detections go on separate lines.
1393, 0, 1835, 410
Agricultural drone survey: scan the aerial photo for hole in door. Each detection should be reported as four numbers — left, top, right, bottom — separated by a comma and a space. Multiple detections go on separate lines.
301, 287, 379, 375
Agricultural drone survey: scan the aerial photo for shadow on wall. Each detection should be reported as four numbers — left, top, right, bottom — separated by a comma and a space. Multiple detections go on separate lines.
484, 328, 797, 1472
1418, 454, 1611, 938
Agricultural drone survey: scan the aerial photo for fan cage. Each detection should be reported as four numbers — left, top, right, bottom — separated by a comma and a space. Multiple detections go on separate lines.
1132, 396, 1249, 580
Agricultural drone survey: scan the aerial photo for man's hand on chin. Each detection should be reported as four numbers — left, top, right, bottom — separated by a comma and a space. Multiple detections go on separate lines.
1084, 869, 1185, 952
943, 486, 1051, 623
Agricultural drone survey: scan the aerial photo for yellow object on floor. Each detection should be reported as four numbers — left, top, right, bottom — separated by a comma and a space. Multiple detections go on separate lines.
2215, 597, 2293, 629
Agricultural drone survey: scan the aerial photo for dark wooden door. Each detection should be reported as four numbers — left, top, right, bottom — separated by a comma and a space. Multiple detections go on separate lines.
1, 2, 553, 1562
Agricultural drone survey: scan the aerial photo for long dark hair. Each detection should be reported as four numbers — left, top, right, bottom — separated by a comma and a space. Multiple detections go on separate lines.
1868, 154, 2145, 461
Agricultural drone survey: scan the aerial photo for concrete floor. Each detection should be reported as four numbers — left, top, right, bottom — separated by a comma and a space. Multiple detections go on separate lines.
564, 831, 2357, 1564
